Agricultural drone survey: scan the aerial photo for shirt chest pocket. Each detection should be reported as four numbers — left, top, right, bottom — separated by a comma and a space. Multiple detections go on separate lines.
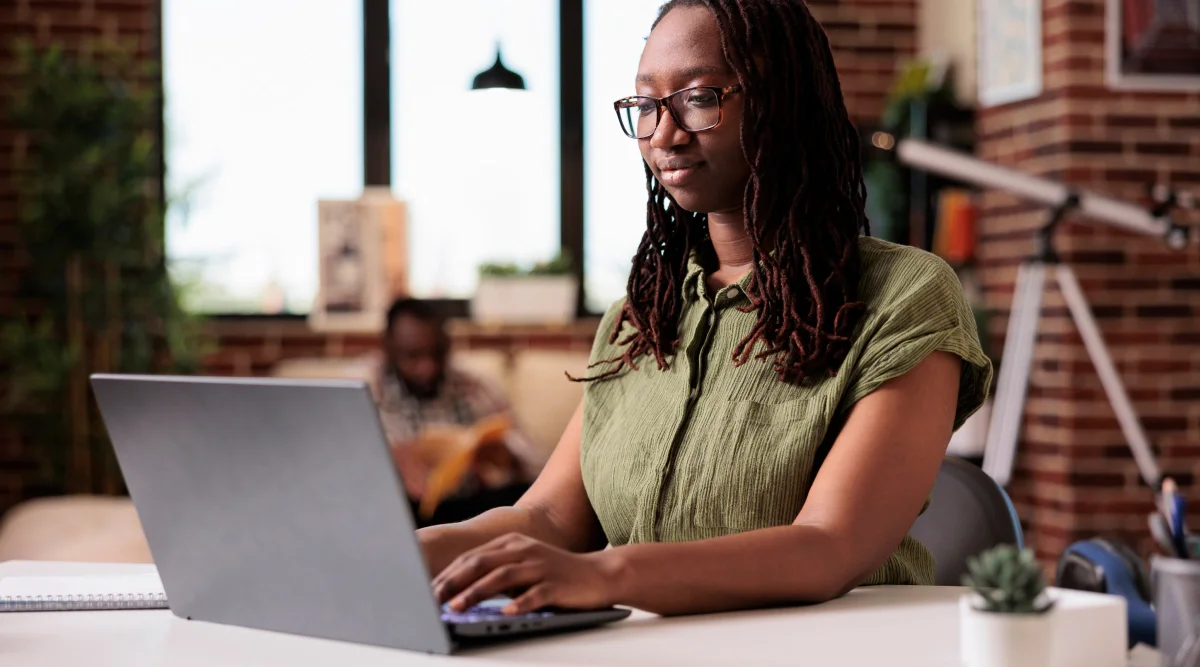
686, 396, 831, 530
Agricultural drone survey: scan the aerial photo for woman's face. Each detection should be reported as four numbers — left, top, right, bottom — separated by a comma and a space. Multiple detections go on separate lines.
636, 6, 749, 215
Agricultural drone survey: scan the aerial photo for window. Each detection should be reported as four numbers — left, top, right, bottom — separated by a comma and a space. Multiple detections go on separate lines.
583, 0, 664, 313
163, 0, 363, 314
390, 1, 560, 299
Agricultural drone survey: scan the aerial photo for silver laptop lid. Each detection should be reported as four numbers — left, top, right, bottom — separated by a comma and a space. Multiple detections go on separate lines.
90, 374, 453, 654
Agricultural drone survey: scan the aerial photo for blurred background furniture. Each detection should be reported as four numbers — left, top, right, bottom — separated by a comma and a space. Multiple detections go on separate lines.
0, 347, 589, 563
909, 455, 1024, 586
271, 347, 591, 460
0, 495, 152, 564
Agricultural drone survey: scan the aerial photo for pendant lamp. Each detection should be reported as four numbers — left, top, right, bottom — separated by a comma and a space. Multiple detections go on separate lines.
471, 44, 525, 91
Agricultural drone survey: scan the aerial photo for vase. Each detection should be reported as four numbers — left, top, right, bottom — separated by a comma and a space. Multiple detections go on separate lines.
471, 276, 578, 326
958, 595, 1054, 667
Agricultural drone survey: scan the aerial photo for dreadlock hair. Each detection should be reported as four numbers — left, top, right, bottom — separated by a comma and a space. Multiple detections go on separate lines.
582, 0, 869, 386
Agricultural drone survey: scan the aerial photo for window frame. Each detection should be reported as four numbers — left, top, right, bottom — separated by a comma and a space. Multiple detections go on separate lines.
160, 0, 591, 321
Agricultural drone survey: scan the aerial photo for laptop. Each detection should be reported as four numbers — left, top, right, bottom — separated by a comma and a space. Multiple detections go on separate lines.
89, 373, 630, 654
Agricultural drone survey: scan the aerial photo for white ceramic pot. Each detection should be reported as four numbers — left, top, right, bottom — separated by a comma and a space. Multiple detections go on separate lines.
958, 595, 1054, 667
471, 276, 578, 326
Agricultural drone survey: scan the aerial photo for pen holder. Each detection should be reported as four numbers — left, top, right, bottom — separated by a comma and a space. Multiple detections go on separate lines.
1152, 556, 1200, 667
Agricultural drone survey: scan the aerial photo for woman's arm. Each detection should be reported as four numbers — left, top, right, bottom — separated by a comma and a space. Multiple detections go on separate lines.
418, 400, 607, 575
434, 351, 962, 616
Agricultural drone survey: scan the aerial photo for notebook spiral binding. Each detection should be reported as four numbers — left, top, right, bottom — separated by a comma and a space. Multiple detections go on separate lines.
0, 592, 168, 612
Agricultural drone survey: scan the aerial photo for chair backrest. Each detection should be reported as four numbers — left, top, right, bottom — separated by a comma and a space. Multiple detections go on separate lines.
909, 455, 1024, 586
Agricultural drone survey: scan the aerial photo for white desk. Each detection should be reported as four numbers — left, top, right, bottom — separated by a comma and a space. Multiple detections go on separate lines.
0, 560, 1136, 667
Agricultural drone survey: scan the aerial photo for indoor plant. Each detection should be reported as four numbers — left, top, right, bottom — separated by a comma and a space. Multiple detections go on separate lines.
959, 544, 1057, 667
471, 250, 577, 325
2, 38, 204, 498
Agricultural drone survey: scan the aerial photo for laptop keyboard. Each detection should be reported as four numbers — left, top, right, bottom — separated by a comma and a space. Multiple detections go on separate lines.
441, 599, 554, 624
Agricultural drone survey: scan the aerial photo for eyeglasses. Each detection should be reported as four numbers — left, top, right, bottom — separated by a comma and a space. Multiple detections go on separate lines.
613, 85, 742, 139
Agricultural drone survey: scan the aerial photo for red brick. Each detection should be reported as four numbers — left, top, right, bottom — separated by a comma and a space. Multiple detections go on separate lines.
1108, 278, 1161, 290
1105, 114, 1158, 128
1103, 168, 1157, 183
1069, 471, 1127, 487
1143, 415, 1190, 431
95, 1, 155, 9
876, 22, 915, 35
1136, 304, 1193, 318
1135, 142, 1192, 156
1169, 117, 1200, 130
1134, 252, 1191, 267
1104, 331, 1167, 345
1059, 250, 1126, 265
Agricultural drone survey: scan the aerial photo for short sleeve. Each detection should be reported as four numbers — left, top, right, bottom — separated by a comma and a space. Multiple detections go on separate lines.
840, 255, 993, 432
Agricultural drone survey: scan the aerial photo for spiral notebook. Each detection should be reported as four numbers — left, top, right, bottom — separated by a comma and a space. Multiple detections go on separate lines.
0, 572, 168, 612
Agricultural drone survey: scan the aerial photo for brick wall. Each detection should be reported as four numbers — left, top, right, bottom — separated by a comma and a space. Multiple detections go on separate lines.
810, 0, 918, 124
0, 0, 159, 513
201, 319, 600, 378
975, 0, 1200, 568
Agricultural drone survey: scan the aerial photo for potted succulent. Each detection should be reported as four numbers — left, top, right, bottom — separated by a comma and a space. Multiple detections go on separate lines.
959, 545, 1057, 667
471, 251, 578, 326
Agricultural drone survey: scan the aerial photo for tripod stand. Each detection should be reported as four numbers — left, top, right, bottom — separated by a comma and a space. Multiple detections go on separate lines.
981, 194, 1162, 490
890, 137, 1193, 490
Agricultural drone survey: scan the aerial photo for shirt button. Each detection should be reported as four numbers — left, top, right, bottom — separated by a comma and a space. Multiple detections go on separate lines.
726, 286, 740, 299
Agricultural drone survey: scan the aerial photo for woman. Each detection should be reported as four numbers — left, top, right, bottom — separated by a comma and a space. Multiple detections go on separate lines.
419, 0, 992, 618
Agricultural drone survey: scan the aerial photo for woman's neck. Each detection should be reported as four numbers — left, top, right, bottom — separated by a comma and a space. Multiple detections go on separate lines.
705, 210, 756, 291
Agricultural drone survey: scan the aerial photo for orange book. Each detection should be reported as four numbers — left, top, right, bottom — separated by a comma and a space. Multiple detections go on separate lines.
934, 189, 977, 265
411, 414, 512, 520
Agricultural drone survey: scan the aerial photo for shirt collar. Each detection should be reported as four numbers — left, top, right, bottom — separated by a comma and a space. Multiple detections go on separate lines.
683, 248, 755, 307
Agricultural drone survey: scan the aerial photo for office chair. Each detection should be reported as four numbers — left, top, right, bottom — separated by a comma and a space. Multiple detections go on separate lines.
909, 455, 1024, 586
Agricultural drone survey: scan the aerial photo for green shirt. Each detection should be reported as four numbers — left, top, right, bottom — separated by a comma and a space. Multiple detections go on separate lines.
580, 236, 993, 586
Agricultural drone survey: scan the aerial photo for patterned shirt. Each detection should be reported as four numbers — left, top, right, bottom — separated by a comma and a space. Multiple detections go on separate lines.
580, 237, 993, 586
372, 361, 541, 477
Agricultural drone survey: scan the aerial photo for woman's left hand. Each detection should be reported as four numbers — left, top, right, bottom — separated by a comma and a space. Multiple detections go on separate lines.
432, 533, 623, 615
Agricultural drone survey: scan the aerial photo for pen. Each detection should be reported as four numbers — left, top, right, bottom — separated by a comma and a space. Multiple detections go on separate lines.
1171, 494, 1188, 559
1150, 512, 1180, 557
1162, 477, 1179, 535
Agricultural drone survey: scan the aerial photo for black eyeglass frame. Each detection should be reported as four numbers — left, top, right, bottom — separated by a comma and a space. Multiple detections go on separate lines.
612, 84, 743, 139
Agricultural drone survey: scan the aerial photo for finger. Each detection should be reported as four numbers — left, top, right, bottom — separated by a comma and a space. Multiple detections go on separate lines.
431, 541, 502, 592
505, 583, 553, 615
431, 534, 529, 591
434, 548, 527, 605
450, 562, 543, 613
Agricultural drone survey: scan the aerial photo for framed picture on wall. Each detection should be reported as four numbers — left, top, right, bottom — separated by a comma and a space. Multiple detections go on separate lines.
309, 190, 408, 333
310, 198, 380, 332
1106, 0, 1200, 90
977, 0, 1043, 107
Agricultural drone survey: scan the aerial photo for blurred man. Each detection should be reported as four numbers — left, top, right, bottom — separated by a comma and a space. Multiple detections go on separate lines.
373, 298, 539, 526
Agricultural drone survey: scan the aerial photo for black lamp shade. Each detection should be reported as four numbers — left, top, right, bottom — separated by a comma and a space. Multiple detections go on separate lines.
471, 48, 525, 90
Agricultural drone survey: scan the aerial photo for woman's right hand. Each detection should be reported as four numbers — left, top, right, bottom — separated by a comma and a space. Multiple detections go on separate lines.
417, 524, 462, 578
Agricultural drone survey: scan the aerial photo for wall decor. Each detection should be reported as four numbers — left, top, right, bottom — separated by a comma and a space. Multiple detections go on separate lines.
1106, 0, 1200, 90
978, 0, 1043, 106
